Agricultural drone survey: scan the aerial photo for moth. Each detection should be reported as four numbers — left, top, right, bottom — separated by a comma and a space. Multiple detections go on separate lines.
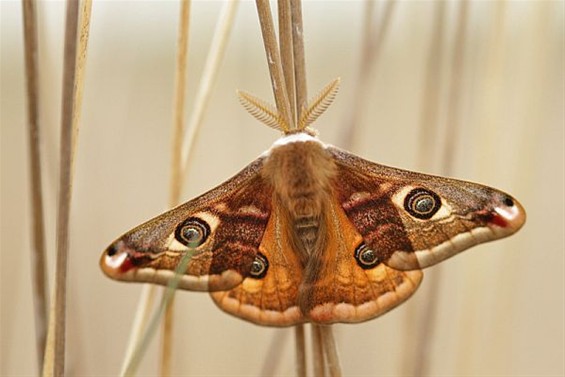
101, 79, 526, 326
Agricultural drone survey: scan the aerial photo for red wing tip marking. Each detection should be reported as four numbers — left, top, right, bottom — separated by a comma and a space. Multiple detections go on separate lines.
488, 212, 508, 228
492, 203, 525, 230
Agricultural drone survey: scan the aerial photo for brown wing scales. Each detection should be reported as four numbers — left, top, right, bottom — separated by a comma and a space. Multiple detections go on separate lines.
100, 158, 274, 292
328, 146, 526, 270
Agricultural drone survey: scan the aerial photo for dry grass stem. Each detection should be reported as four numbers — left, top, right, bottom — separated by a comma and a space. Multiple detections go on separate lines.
22, 0, 49, 371
340, 0, 396, 150
121, 251, 195, 377
320, 326, 342, 377
290, 0, 307, 116
159, 290, 175, 377
161, 2, 192, 375
286, 2, 341, 373
119, 285, 158, 376
294, 325, 306, 377
180, 0, 239, 177
257, 1, 327, 374
258, 1, 306, 374
169, 0, 191, 207
44, 0, 81, 375
70, 0, 92, 177
255, 0, 293, 130
256, 1, 341, 374
258, 330, 290, 375
283, 1, 307, 374
278, 0, 296, 124
160, 295, 175, 377
311, 325, 326, 377
121, 3, 237, 375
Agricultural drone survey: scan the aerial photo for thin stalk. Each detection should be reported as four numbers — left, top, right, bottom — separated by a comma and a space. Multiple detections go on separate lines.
255, 0, 293, 130
256, 1, 340, 374
160, 2, 191, 375
121, 250, 195, 377
259, 330, 290, 376
70, 0, 92, 174
159, 291, 175, 377
311, 325, 326, 377
169, 0, 191, 207
259, 1, 310, 373
120, 3, 238, 375
320, 326, 342, 377
281, 0, 307, 374
119, 285, 158, 376
279, 0, 296, 125
22, 0, 49, 371
159, 287, 175, 376
180, 0, 239, 177
294, 325, 306, 377
340, 0, 396, 149
46, 0, 80, 375
290, 0, 307, 116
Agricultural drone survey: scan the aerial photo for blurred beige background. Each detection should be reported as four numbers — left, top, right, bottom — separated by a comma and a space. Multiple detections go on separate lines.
1, 1, 563, 376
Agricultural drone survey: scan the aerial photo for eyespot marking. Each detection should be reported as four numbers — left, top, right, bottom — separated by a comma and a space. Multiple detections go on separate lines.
174, 217, 210, 247
404, 188, 442, 220
355, 243, 380, 269
249, 252, 269, 279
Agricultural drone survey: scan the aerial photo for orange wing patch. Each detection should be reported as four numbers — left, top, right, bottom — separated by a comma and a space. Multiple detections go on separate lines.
212, 195, 423, 326
305, 198, 423, 324
210, 201, 305, 326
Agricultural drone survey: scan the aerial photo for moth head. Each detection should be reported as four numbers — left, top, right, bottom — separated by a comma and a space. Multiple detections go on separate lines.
100, 211, 243, 291
386, 181, 526, 270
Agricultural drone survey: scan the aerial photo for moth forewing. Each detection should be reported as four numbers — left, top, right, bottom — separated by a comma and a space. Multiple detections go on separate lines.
100, 157, 274, 292
328, 146, 526, 271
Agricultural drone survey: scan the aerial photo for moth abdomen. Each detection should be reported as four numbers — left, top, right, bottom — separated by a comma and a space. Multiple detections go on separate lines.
293, 216, 321, 255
